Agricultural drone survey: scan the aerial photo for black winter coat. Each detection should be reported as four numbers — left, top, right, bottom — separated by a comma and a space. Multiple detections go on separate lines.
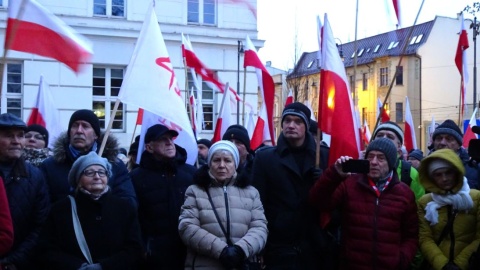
40, 132, 137, 206
38, 191, 143, 270
0, 159, 50, 269
130, 145, 196, 269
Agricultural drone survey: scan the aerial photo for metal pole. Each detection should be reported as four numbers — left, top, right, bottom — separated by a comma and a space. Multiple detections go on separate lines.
474, 17, 478, 111
236, 40, 241, 124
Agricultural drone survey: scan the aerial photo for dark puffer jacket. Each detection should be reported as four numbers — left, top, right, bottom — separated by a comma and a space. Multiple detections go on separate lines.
458, 147, 480, 190
310, 166, 418, 270
130, 145, 196, 269
40, 132, 137, 206
0, 159, 50, 269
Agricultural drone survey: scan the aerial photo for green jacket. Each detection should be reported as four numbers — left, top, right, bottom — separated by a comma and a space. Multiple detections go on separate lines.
396, 159, 425, 200
418, 149, 480, 270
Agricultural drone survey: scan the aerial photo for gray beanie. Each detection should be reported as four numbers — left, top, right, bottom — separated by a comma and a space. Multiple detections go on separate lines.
68, 152, 112, 188
207, 140, 240, 169
281, 102, 310, 129
372, 121, 404, 144
365, 138, 398, 170
432, 119, 463, 145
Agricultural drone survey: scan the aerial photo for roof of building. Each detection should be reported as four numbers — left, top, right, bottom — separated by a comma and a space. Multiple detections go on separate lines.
287, 19, 435, 79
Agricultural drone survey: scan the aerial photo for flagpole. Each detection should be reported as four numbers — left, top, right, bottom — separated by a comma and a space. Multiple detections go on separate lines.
218, 82, 230, 121
130, 124, 138, 146
182, 39, 189, 111
242, 67, 247, 125
373, 0, 426, 132
98, 98, 121, 156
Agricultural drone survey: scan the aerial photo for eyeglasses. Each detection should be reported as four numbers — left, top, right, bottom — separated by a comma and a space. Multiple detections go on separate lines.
83, 169, 107, 177
25, 133, 45, 140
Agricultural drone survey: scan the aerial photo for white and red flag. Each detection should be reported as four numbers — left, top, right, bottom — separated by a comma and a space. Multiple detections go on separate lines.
27, 75, 62, 148
219, 0, 257, 19
363, 120, 371, 145
391, 0, 401, 27
5, 0, 92, 73
404, 96, 417, 151
285, 90, 293, 106
316, 15, 323, 63
428, 115, 436, 147
463, 108, 478, 148
251, 101, 270, 150
211, 85, 233, 143
189, 87, 197, 135
118, 4, 197, 165
377, 98, 390, 123
244, 35, 275, 145
318, 14, 361, 165
246, 109, 255, 138
455, 12, 469, 117
135, 108, 144, 125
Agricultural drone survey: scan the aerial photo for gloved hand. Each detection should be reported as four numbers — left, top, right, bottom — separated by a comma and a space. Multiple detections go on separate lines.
442, 262, 460, 270
78, 263, 102, 270
219, 245, 246, 269
307, 167, 323, 182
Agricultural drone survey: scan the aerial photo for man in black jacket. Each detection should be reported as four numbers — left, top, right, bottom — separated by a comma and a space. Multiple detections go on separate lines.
0, 113, 50, 269
130, 124, 196, 269
253, 102, 332, 270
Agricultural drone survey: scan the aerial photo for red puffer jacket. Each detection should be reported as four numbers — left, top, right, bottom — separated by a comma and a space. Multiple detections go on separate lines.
310, 166, 418, 270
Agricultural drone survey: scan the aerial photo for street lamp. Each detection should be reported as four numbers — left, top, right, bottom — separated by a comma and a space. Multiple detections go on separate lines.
236, 40, 244, 124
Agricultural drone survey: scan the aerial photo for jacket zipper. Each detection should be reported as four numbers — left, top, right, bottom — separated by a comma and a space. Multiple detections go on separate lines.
223, 185, 231, 242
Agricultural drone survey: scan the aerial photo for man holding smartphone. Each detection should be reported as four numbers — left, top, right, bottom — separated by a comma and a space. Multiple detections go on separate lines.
309, 138, 418, 270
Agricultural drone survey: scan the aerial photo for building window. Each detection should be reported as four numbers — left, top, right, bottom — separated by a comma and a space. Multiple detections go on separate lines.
362, 73, 368, 91
396, 66, 403, 85
186, 72, 215, 131
94, 0, 125, 17
188, 0, 216, 25
396, 102, 403, 123
0, 63, 23, 117
92, 67, 125, 130
380, 67, 389, 87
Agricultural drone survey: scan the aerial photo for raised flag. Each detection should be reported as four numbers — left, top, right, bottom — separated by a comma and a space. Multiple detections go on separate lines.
316, 15, 323, 63
27, 75, 62, 148
246, 110, 255, 138
391, 0, 401, 27
135, 108, 144, 125
118, 4, 197, 165
189, 87, 197, 135
463, 108, 478, 148
428, 116, 436, 147
404, 96, 417, 151
285, 90, 293, 106
212, 85, 233, 143
455, 12, 469, 116
5, 0, 92, 73
244, 35, 276, 145
378, 98, 390, 122
304, 100, 316, 120
318, 14, 361, 165
363, 120, 371, 145
251, 101, 269, 150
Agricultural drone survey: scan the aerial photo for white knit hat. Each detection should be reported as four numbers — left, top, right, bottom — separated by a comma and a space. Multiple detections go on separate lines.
428, 159, 451, 176
207, 140, 240, 169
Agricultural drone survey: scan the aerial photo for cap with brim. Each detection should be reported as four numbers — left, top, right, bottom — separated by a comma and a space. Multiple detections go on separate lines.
144, 124, 179, 143
0, 113, 27, 130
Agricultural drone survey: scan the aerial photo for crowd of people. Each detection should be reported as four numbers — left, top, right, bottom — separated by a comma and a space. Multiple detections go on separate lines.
0, 102, 479, 270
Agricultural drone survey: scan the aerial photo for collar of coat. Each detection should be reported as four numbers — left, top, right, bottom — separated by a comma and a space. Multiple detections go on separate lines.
193, 165, 250, 189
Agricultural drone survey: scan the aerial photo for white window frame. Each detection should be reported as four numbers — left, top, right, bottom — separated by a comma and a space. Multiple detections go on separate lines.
380, 67, 389, 87
93, 0, 125, 18
188, 0, 216, 25
0, 63, 23, 118
186, 72, 215, 131
92, 67, 125, 131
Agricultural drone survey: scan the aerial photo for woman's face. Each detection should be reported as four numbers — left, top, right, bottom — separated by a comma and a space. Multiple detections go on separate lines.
209, 151, 236, 182
78, 165, 108, 194
431, 167, 457, 191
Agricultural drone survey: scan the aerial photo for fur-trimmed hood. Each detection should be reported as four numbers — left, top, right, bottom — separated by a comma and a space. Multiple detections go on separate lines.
52, 131, 120, 164
193, 165, 250, 189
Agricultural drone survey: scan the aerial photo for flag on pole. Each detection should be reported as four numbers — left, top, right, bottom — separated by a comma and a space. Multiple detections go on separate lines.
455, 12, 469, 116
196, 88, 205, 131
246, 109, 255, 138
212, 86, 233, 143
391, 0, 401, 27
318, 13, 361, 165
463, 108, 478, 148
5, 0, 92, 73
251, 101, 269, 150
304, 100, 316, 120
428, 116, 436, 147
316, 15, 323, 63
244, 35, 276, 145
404, 96, 417, 151
135, 108, 144, 125
118, 4, 197, 165
27, 75, 62, 148
285, 90, 293, 106
378, 98, 390, 122
189, 87, 197, 135
363, 120, 371, 145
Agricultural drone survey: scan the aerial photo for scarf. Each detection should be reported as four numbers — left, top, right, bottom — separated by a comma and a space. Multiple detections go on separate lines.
68, 142, 98, 160
424, 177, 473, 225
79, 185, 110, 200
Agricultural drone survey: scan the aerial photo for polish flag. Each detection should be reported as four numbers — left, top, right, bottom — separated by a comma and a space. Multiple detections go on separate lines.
285, 90, 293, 106
246, 110, 255, 138
404, 96, 417, 151
27, 76, 62, 148
463, 108, 478, 148
118, 4, 197, 165
318, 14, 361, 165
5, 0, 92, 73
363, 120, 371, 145
135, 108, 144, 125
378, 98, 390, 122
181, 34, 241, 101
189, 87, 197, 135
211, 85, 233, 143
244, 35, 275, 145
391, 0, 401, 27
219, 0, 257, 19
455, 12, 469, 117
428, 116, 436, 147
251, 101, 269, 150
316, 15, 323, 63
304, 100, 317, 120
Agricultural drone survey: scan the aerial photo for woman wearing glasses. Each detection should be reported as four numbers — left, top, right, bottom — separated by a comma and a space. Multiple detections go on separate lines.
37, 152, 143, 270
23, 124, 51, 166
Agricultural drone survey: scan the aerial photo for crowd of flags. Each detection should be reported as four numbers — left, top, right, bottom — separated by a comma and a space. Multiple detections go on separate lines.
5, 0, 480, 166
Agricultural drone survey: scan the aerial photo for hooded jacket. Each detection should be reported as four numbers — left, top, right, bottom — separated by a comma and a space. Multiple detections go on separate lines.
40, 132, 137, 206
418, 149, 480, 270
178, 165, 268, 270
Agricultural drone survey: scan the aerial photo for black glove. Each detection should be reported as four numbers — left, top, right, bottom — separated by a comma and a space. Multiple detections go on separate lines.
219, 245, 246, 269
442, 262, 460, 270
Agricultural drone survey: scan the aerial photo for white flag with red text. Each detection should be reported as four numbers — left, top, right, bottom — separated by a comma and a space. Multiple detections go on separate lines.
5, 0, 92, 73
118, 4, 197, 165
404, 96, 417, 151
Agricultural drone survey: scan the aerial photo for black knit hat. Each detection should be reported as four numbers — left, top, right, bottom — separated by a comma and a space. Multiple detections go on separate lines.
26, 124, 49, 146
222, 125, 251, 151
432, 119, 463, 145
68, 110, 101, 137
365, 137, 398, 170
197, 138, 212, 148
0, 113, 27, 131
408, 149, 424, 161
281, 102, 310, 128
372, 121, 404, 144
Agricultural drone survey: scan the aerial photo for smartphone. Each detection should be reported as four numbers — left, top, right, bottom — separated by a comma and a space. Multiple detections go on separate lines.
342, 159, 370, 174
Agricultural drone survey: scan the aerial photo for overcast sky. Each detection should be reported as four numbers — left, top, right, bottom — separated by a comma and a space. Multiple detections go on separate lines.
257, 0, 476, 71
